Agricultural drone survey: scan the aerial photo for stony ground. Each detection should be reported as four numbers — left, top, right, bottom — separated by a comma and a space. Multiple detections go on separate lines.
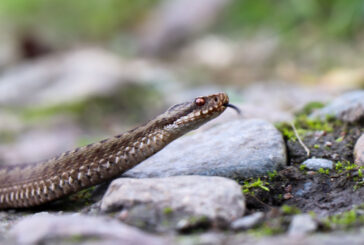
1, 1, 364, 243
0, 84, 363, 244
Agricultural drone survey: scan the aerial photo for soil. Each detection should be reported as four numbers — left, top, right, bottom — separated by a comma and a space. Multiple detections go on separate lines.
243, 122, 364, 218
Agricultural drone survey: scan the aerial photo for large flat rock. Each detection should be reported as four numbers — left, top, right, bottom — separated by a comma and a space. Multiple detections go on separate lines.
124, 119, 287, 179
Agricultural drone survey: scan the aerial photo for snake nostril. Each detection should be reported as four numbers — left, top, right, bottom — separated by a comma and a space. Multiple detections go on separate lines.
214, 97, 218, 102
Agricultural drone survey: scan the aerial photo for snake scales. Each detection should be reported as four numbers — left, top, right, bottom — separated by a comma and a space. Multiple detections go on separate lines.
0, 93, 236, 208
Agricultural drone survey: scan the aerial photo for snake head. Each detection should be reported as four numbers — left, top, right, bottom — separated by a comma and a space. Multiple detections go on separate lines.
162, 92, 235, 134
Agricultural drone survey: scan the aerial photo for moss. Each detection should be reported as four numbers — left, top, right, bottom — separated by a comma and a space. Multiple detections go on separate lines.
358, 169, 363, 178
324, 208, 364, 230
242, 178, 270, 195
281, 205, 301, 215
64, 234, 84, 243
275, 114, 340, 143
68, 186, 96, 206
298, 101, 326, 116
188, 216, 209, 225
334, 161, 359, 173
163, 207, 173, 215
333, 161, 364, 190
354, 181, 364, 191
318, 168, 330, 175
268, 170, 278, 180
249, 223, 283, 236
335, 136, 344, 143
299, 164, 307, 171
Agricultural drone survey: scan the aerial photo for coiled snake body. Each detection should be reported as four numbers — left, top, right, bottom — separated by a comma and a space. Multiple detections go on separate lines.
0, 93, 232, 208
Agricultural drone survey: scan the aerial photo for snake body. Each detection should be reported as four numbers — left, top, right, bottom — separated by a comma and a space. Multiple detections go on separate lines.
0, 93, 230, 208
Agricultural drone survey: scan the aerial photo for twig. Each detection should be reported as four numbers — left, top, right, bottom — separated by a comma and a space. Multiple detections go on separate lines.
290, 121, 310, 157
247, 194, 272, 210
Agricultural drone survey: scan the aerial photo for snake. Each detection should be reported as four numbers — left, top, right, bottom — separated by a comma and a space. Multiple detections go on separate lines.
0, 92, 239, 208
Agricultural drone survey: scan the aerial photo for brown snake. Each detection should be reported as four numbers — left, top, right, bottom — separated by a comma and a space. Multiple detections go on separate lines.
0, 93, 237, 208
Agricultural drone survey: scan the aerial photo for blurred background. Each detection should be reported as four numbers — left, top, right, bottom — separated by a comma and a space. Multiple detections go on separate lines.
0, 0, 364, 165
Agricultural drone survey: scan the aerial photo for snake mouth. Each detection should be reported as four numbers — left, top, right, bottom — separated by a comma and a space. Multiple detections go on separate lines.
224, 103, 241, 114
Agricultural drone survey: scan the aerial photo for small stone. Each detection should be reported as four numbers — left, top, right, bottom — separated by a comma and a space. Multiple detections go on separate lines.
101, 176, 245, 229
230, 212, 265, 230
8, 213, 167, 245
285, 185, 292, 192
325, 141, 332, 147
294, 181, 313, 197
331, 153, 339, 160
310, 90, 364, 123
124, 119, 287, 179
283, 193, 294, 200
288, 214, 317, 235
301, 158, 334, 171
354, 134, 364, 166
306, 171, 316, 176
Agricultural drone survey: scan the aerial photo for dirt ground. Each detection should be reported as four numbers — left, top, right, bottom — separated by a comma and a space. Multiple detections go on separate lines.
244, 120, 363, 219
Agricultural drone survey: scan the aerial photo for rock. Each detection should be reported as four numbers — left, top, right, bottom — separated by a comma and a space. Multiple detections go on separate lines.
301, 158, 334, 170
101, 176, 245, 231
8, 212, 167, 245
124, 119, 287, 179
288, 214, 318, 236
310, 90, 364, 123
230, 212, 264, 230
138, 0, 232, 56
354, 134, 364, 166
0, 48, 124, 107
294, 182, 313, 197
241, 82, 334, 122
0, 48, 177, 108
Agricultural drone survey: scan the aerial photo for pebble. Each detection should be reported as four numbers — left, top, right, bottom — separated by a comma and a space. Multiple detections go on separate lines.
288, 214, 318, 236
354, 134, 364, 166
230, 212, 265, 230
8, 212, 167, 245
301, 158, 334, 170
310, 90, 364, 123
124, 119, 287, 179
101, 176, 245, 229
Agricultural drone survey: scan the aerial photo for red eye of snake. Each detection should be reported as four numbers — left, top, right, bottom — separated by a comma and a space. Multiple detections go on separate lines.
195, 98, 205, 106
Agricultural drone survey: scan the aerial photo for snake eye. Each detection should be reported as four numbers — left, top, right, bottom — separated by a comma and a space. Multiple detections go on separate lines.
195, 98, 205, 106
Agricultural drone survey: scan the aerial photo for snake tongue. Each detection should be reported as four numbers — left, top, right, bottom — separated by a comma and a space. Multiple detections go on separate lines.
224, 103, 241, 114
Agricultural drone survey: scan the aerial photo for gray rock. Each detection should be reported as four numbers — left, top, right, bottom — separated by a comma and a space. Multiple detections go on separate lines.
0, 48, 124, 107
354, 134, 364, 166
294, 181, 313, 197
301, 158, 334, 170
242, 82, 333, 122
124, 119, 287, 179
288, 214, 318, 236
8, 212, 167, 245
310, 90, 364, 123
230, 212, 264, 230
138, 0, 232, 56
0, 48, 177, 108
101, 176, 245, 230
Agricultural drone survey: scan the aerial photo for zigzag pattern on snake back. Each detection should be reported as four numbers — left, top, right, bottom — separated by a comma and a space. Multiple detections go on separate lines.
0, 93, 234, 208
